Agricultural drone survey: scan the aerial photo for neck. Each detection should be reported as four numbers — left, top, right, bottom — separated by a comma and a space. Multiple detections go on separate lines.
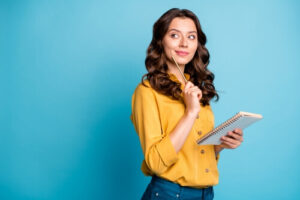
167, 62, 185, 75
166, 60, 186, 84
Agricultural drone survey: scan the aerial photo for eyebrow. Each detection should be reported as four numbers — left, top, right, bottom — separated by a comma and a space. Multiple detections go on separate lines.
168, 28, 197, 34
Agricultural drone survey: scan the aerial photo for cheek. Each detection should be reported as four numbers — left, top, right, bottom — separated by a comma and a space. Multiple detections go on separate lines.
189, 45, 198, 56
189, 45, 198, 57
164, 38, 179, 49
191, 42, 198, 52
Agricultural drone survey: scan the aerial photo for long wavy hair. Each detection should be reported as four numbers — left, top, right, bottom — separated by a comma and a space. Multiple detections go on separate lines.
142, 8, 219, 106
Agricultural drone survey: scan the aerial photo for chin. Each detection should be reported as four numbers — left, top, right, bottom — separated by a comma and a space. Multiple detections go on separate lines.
177, 61, 189, 66
176, 57, 193, 65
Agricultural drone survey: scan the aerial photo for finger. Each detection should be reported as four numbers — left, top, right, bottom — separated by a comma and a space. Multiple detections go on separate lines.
191, 86, 200, 90
186, 86, 201, 93
220, 140, 235, 148
196, 91, 202, 100
184, 83, 194, 93
190, 90, 202, 99
221, 135, 240, 146
233, 128, 243, 136
184, 81, 194, 89
227, 131, 243, 142
188, 88, 202, 94
221, 140, 238, 149
187, 86, 201, 92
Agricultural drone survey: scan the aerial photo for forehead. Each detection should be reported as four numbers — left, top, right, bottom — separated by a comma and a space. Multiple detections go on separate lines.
168, 17, 197, 33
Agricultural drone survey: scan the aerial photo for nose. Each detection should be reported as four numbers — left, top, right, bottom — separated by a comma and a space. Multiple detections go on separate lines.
179, 36, 188, 47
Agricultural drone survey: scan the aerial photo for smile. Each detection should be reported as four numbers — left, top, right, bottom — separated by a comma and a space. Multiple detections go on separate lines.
175, 50, 189, 56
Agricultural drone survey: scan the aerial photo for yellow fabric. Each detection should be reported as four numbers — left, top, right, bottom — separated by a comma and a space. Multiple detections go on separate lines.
130, 73, 220, 188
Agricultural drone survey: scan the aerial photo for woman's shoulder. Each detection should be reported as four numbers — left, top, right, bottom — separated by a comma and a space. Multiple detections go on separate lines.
133, 79, 154, 94
132, 79, 157, 99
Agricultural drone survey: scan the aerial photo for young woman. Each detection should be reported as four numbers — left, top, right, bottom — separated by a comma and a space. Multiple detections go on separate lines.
130, 8, 244, 200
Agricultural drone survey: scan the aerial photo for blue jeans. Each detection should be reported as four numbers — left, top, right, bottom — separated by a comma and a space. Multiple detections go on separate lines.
141, 176, 214, 200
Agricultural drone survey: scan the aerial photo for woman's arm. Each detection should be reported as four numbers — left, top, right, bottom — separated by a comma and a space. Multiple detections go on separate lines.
169, 81, 202, 153
131, 84, 181, 175
169, 110, 198, 153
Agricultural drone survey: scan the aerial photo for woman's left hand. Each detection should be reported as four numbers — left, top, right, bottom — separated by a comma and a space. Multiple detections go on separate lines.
219, 128, 244, 149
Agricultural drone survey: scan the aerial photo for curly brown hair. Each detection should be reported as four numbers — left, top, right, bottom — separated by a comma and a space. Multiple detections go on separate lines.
142, 8, 219, 106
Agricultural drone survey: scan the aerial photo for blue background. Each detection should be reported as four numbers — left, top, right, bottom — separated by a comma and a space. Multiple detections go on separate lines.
1, 0, 299, 199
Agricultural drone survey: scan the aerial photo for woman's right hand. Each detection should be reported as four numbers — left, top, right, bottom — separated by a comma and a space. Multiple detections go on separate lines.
183, 81, 202, 117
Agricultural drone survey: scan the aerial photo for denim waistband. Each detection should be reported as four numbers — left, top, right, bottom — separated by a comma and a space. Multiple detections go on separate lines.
151, 175, 212, 190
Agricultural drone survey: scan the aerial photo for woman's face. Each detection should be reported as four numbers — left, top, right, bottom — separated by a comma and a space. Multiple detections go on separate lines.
162, 17, 198, 67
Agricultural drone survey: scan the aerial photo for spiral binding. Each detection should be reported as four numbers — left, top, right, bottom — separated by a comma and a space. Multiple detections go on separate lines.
198, 112, 243, 144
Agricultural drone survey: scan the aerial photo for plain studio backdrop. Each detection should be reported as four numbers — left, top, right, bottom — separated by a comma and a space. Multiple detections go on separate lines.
1, 0, 299, 199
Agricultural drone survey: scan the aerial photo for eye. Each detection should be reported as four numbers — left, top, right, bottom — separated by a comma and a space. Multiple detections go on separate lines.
170, 33, 179, 38
188, 35, 196, 40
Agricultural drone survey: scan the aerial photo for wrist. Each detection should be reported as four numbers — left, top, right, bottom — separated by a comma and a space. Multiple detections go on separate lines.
214, 145, 224, 155
185, 109, 199, 118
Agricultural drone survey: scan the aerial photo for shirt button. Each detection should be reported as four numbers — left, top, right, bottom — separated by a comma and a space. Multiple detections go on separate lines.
198, 131, 202, 136
196, 115, 199, 119
176, 194, 180, 198
205, 168, 210, 173
201, 149, 205, 154
156, 192, 159, 196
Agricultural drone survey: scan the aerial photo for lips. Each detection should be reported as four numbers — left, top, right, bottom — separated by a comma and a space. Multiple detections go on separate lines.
175, 50, 189, 56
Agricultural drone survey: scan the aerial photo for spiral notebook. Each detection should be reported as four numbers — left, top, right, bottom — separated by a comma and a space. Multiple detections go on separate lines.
197, 111, 263, 145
